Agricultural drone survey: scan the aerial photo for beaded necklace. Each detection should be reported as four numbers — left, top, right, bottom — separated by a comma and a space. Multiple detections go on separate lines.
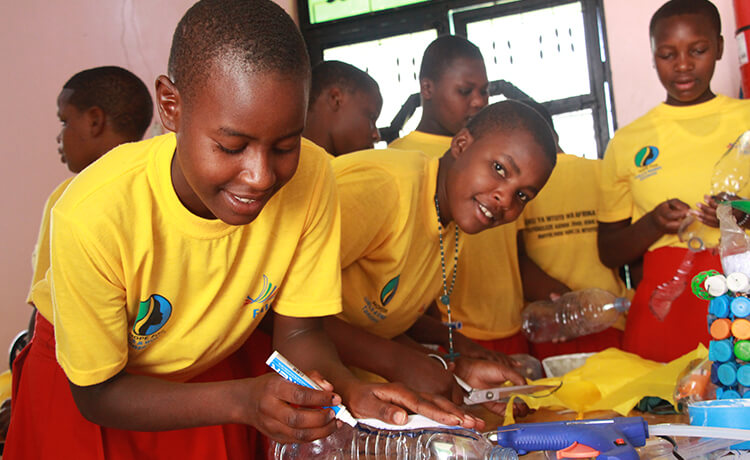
434, 194, 461, 361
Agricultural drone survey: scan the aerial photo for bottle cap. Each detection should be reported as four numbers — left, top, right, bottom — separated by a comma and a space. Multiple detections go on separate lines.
733, 319, 750, 340
732, 297, 750, 318
718, 362, 738, 386
721, 389, 742, 400
710, 340, 734, 362
710, 361, 721, 384
705, 275, 729, 297
613, 298, 630, 313
738, 365, 750, 386
736, 340, 750, 362
728, 273, 750, 293
709, 296, 731, 318
710, 318, 732, 340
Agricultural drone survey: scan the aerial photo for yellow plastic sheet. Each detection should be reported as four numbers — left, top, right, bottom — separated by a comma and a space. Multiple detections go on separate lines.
503, 345, 708, 425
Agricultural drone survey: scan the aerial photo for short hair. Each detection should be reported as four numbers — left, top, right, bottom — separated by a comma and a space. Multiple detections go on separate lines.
465, 100, 557, 166
63, 66, 153, 141
419, 35, 484, 82
309, 61, 380, 106
515, 98, 556, 135
168, 0, 310, 105
649, 0, 721, 38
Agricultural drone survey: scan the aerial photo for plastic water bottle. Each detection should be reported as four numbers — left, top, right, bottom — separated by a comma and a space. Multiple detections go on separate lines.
270, 423, 519, 460
521, 288, 630, 343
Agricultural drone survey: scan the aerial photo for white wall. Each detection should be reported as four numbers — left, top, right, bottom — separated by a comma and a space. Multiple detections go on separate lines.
0, 0, 297, 372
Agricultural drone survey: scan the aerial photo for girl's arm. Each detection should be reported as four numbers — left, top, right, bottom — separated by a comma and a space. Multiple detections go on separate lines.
598, 198, 690, 268
69, 366, 339, 444
274, 313, 482, 429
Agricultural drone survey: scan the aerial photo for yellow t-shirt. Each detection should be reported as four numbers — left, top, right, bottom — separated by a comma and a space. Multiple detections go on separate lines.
523, 153, 627, 296
388, 131, 526, 340
389, 130, 451, 159
26, 177, 73, 307
38, 134, 342, 386
334, 148, 460, 339
599, 95, 750, 251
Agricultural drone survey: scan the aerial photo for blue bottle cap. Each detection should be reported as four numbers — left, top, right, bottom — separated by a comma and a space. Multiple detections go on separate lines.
721, 390, 742, 399
709, 340, 735, 362
731, 297, 750, 318
710, 296, 731, 318
718, 362, 739, 386
740, 365, 750, 387
711, 361, 721, 384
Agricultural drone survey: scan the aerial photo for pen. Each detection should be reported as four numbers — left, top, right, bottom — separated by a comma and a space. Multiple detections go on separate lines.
266, 351, 357, 427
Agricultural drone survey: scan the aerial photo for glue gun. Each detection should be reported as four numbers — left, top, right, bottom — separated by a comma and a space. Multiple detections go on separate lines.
491, 417, 648, 460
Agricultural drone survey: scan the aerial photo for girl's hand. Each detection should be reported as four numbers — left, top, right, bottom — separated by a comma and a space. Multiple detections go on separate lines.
453, 356, 526, 389
650, 198, 691, 234
239, 372, 339, 444
339, 380, 484, 430
453, 333, 517, 369
696, 193, 746, 228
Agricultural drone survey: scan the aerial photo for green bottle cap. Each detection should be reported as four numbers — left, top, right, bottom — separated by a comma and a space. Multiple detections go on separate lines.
735, 340, 750, 361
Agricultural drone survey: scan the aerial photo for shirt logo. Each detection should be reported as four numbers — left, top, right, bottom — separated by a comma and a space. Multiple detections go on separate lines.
244, 274, 279, 319
380, 275, 400, 306
129, 294, 172, 350
634, 146, 659, 167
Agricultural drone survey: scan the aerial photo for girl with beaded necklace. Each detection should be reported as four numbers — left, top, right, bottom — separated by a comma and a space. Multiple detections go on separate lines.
323, 100, 557, 414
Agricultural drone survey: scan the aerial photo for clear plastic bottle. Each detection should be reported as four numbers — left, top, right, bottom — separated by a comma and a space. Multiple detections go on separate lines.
521, 288, 630, 343
270, 423, 519, 460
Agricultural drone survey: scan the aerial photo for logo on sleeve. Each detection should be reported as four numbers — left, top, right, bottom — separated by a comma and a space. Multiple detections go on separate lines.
129, 294, 172, 350
380, 275, 400, 306
361, 275, 401, 323
634, 146, 662, 181
243, 274, 279, 319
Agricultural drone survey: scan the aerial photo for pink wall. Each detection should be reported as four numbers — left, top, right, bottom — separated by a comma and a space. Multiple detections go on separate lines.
603, 0, 741, 127
0, 0, 296, 371
0, 0, 743, 371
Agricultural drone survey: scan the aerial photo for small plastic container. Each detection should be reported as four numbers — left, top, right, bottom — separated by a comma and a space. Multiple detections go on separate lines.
689, 399, 750, 449
541, 352, 594, 378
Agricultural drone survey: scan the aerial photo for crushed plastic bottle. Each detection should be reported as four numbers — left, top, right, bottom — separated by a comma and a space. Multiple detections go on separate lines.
270, 422, 519, 460
521, 288, 630, 343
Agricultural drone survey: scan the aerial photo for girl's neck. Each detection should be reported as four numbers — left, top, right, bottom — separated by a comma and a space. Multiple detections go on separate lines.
435, 154, 453, 227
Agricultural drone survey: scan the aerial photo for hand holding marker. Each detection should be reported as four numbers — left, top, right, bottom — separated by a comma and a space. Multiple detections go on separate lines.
266, 351, 357, 427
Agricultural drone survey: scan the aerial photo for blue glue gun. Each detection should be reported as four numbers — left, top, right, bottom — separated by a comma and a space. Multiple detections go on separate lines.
492, 417, 649, 460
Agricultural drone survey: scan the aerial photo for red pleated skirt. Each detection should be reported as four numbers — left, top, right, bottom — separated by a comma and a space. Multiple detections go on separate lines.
622, 246, 716, 362
5, 312, 272, 460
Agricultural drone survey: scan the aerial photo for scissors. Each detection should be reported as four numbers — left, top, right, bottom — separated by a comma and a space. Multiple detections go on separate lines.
454, 374, 558, 405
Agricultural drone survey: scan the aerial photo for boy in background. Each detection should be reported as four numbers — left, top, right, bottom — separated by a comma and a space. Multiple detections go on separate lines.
26, 66, 154, 329
303, 60, 382, 156
517, 100, 628, 360
4, 2, 474, 459
598, 0, 750, 362
8, 66, 153, 438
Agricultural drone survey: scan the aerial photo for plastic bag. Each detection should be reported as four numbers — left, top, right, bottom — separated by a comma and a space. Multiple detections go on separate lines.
717, 202, 750, 277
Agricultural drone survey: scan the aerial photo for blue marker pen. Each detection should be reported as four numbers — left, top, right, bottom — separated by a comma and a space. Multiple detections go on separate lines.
266, 351, 357, 427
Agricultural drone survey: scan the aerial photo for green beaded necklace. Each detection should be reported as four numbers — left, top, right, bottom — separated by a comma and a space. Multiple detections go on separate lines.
434, 194, 461, 361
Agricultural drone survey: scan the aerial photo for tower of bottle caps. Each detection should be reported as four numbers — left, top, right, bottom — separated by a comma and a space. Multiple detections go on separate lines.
701, 271, 750, 399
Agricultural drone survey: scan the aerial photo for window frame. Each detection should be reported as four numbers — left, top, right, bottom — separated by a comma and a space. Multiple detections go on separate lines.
298, 0, 617, 158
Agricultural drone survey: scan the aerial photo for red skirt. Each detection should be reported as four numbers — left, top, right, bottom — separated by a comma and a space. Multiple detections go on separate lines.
473, 331, 530, 355
622, 247, 715, 362
529, 327, 623, 362
5, 312, 272, 460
